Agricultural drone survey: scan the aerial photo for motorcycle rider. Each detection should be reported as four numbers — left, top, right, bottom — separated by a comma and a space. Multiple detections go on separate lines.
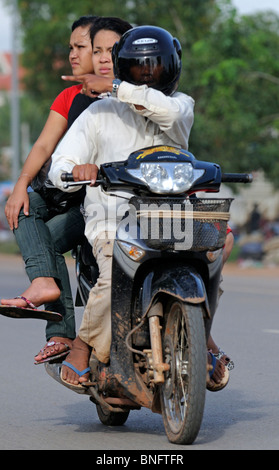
49, 25, 227, 390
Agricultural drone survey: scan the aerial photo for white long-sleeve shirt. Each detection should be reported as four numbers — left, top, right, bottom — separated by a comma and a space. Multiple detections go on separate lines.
49, 81, 194, 245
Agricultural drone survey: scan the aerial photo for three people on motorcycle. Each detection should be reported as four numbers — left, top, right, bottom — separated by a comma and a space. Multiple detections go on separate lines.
49, 25, 227, 390
1, 20, 231, 391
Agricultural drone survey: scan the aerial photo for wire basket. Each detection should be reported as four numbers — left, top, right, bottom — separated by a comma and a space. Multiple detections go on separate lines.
129, 197, 233, 251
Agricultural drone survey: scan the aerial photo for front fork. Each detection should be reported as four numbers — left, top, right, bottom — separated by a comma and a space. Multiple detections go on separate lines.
145, 302, 170, 384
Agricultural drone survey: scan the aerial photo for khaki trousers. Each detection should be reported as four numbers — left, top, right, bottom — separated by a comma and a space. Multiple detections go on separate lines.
78, 231, 114, 364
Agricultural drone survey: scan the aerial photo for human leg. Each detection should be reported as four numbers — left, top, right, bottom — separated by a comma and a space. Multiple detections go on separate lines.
43, 205, 85, 340
60, 336, 91, 385
1, 191, 60, 307
34, 205, 85, 362
222, 230, 234, 265
0, 190, 84, 362
78, 231, 114, 362
61, 231, 114, 385
206, 230, 235, 388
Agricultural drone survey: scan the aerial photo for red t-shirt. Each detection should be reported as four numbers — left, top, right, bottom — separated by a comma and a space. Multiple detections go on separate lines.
50, 84, 83, 120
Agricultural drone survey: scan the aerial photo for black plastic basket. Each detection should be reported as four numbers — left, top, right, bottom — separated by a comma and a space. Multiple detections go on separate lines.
129, 197, 233, 251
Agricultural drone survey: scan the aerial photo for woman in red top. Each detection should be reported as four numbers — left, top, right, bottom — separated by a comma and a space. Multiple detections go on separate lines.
5, 15, 97, 230
1, 15, 98, 361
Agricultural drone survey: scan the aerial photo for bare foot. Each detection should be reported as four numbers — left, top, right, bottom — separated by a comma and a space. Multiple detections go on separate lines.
207, 351, 226, 386
61, 336, 91, 385
1, 277, 60, 308
207, 335, 233, 366
34, 337, 73, 363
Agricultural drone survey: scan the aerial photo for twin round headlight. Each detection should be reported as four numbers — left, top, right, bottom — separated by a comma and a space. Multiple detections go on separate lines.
127, 162, 204, 194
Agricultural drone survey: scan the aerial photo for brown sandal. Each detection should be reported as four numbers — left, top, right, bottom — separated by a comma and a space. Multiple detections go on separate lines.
206, 350, 233, 392
34, 340, 70, 365
0, 300, 62, 322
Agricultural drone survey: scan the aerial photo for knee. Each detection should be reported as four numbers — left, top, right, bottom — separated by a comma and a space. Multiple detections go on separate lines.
223, 231, 234, 264
28, 191, 44, 210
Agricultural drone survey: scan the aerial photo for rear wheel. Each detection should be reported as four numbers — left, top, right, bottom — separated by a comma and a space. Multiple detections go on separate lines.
96, 404, 130, 426
160, 300, 207, 445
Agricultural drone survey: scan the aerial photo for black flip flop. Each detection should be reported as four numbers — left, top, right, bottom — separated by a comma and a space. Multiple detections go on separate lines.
0, 305, 62, 322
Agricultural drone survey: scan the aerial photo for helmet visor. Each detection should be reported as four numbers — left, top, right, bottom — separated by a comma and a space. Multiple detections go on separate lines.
118, 54, 180, 93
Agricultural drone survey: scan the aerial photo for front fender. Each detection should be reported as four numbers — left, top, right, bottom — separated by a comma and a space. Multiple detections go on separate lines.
141, 265, 210, 318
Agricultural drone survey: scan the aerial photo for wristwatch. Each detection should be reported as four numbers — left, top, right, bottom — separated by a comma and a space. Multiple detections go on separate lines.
111, 79, 122, 97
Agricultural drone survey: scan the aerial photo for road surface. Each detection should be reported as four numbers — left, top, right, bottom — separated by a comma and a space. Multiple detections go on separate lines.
0, 253, 278, 451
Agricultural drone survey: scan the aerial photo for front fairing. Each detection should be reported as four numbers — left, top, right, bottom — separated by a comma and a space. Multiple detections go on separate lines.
99, 145, 222, 194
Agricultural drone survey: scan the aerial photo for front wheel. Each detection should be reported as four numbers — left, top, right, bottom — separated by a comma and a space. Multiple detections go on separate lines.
160, 300, 207, 445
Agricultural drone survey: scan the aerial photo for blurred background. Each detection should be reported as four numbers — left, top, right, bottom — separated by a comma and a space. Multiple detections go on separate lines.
1, 0, 279, 265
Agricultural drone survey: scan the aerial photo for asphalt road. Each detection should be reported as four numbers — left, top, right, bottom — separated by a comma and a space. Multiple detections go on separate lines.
0, 254, 278, 451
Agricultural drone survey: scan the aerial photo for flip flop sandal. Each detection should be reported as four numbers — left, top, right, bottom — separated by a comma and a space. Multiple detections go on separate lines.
44, 362, 90, 395
0, 296, 62, 322
60, 360, 91, 393
213, 348, 234, 371
206, 351, 230, 392
34, 341, 70, 365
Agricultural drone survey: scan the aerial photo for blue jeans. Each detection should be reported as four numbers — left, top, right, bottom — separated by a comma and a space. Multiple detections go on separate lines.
14, 191, 85, 341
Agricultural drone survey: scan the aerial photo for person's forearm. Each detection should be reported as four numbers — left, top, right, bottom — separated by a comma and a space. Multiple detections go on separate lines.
49, 112, 96, 191
18, 144, 51, 187
117, 83, 194, 147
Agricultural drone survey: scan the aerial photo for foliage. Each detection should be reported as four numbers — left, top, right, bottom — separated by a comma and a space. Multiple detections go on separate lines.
3, 0, 279, 187
188, 10, 279, 187
15, 0, 219, 112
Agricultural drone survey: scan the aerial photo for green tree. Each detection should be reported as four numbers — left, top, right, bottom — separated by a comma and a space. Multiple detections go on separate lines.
4, 0, 279, 187
14, 0, 220, 113
188, 10, 279, 187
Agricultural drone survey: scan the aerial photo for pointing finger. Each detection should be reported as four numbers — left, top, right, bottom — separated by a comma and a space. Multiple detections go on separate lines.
61, 75, 83, 83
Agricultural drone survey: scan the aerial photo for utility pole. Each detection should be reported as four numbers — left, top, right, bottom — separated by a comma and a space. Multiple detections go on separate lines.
11, 0, 20, 183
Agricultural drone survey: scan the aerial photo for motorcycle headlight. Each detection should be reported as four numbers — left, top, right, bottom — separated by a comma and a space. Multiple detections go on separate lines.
127, 162, 204, 194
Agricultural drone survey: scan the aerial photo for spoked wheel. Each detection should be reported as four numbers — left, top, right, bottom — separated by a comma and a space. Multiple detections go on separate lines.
96, 404, 130, 426
160, 300, 207, 445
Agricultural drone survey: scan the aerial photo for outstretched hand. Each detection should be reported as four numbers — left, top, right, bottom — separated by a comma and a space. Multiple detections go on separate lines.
61, 74, 113, 98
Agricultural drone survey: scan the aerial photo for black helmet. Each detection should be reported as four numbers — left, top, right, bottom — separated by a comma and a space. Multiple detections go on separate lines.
112, 25, 182, 96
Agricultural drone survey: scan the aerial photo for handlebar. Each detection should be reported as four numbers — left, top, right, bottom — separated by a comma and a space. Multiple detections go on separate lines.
221, 173, 253, 183
61, 172, 102, 188
61, 173, 75, 182
61, 170, 253, 188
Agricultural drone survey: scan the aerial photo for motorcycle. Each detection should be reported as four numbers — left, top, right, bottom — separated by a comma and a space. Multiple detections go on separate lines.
46, 145, 252, 445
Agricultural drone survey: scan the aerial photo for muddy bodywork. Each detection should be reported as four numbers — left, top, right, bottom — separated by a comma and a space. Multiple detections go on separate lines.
97, 237, 222, 408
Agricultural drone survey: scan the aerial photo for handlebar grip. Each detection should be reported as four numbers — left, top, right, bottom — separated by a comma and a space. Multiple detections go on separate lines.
221, 173, 253, 183
61, 172, 74, 182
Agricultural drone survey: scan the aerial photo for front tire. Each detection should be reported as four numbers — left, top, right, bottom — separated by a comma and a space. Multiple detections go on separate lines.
160, 300, 207, 445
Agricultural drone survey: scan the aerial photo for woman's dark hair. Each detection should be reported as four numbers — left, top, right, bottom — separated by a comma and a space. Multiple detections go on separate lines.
90, 16, 132, 45
72, 15, 99, 31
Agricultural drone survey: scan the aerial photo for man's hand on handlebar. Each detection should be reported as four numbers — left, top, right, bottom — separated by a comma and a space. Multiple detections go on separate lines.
72, 164, 99, 186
